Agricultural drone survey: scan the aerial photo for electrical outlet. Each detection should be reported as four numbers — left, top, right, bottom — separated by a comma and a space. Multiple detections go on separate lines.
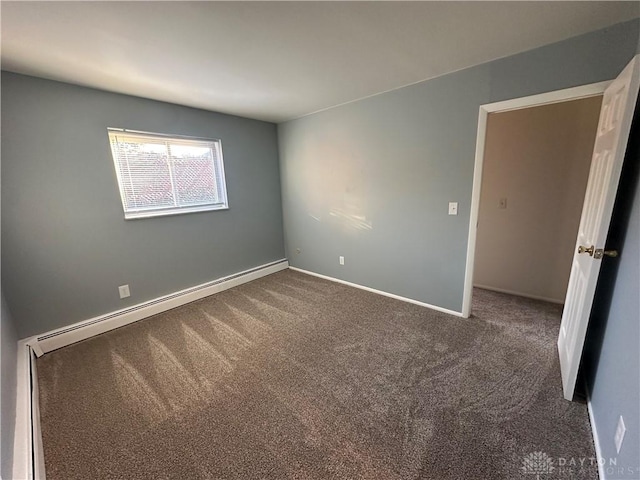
339, 256, 345, 265
499, 198, 507, 209
448, 202, 458, 215
614, 415, 626, 454
118, 284, 130, 299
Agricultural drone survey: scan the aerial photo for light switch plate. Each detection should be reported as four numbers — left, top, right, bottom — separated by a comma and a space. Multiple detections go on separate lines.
448, 202, 458, 215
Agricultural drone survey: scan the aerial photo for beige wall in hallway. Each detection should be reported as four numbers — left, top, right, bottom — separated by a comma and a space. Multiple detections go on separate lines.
474, 95, 602, 303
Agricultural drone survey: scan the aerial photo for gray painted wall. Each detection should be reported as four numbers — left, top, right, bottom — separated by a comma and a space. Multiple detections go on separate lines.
278, 19, 640, 313
2, 73, 285, 338
1, 292, 18, 479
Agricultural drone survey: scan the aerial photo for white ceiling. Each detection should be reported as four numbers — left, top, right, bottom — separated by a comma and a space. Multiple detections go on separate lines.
2, 2, 638, 123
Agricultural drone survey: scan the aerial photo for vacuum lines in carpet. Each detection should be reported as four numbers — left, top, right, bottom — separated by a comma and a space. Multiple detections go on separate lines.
37, 270, 597, 479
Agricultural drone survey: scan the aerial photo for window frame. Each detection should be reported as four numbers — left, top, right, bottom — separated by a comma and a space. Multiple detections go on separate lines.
108, 128, 229, 220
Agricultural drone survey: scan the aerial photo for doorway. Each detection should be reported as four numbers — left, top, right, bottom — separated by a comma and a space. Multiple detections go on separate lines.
462, 82, 610, 317
473, 96, 603, 304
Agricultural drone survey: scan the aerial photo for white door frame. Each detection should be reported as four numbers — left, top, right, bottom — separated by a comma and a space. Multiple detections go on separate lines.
461, 81, 611, 318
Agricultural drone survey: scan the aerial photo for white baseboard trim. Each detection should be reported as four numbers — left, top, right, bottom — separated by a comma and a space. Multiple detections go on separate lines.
13, 340, 45, 480
13, 340, 32, 480
473, 284, 564, 305
31, 259, 289, 356
289, 267, 464, 317
30, 349, 46, 479
587, 397, 605, 480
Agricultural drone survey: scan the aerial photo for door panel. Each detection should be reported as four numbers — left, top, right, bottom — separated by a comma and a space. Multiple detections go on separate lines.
558, 55, 639, 401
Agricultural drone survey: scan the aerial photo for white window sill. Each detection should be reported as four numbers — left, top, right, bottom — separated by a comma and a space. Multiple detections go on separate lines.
124, 204, 229, 220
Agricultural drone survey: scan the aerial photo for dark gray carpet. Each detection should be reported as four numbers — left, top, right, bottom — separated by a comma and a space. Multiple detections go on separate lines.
37, 269, 597, 479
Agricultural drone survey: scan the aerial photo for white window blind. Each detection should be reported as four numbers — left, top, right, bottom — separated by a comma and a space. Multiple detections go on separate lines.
108, 129, 228, 219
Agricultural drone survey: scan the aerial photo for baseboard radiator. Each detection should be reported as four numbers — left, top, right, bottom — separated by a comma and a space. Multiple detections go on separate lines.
29, 259, 289, 356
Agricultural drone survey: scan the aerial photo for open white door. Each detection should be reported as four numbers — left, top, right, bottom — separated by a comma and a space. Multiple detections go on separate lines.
558, 55, 640, 401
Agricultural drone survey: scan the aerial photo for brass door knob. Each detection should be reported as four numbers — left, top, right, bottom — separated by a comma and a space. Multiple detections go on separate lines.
578, 245, 595, 256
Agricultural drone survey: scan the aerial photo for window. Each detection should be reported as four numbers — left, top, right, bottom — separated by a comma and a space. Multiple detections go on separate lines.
108, 129, 228, 219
